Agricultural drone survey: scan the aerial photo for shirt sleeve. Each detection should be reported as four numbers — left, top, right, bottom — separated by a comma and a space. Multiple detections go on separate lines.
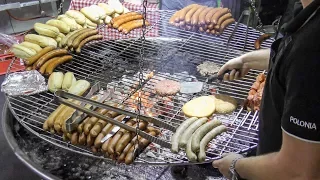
281, 51, 320, 143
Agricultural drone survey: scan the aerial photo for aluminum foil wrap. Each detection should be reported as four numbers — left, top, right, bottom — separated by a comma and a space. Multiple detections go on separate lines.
1, 70, 47, 96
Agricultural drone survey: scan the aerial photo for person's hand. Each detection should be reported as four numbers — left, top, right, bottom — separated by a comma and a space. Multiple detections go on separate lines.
212, 153, 244, 179
217, 56, 250, 81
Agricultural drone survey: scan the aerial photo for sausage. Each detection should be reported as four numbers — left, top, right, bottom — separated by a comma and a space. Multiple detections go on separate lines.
219, 18, 235, 33
53, 101, 79, 132
67, 28, 91, 48
78, 132, 87, 145
206, 29, 210, 34
214, 25, 220, 30
61, 29, 82, 47
217, 13, 232, 26
211, 8, 230, 24
93, 115, 127, 148
43, 120, 49, 131
179, 4, 198, 22
89, 109, 122, 137
179, 117, 207, 148
76, 34, 103, 54
113, 14, 143, 28
205, 7, 222, 24
178, 20, 185, 27
198, 7, 212, 25
86, 134, 94, 147
169, 10, 181, 25
84, 108, 109, 135
208, 23, 214, 30
72, 29, 99, 49
146, 126, 161, 135
107, 120, 135, 155
191, 6, 206, 25
111, 12, 139, 24
39, 57, 60, 75
185, 25, 192, 31
117, 136, 138, 162
186, 134, 197, 162
45, 104, 67, 130
198, 25, 208, 33
34, 49, 68, 69
122, 20, 151, 34
198, 125, 227, 162
45, 55, 73, 75
254, 34, 271, 50
115, 121, 148, 155
210, 29, 216, 35
191, 119, 222, 153
77, 117, 90, 133
71, 132, 79, 145
101, 138, 111, 153
124, 131, 156, 165
171, 117, 198, 153
25, 46, 55, 66
185, 5, 201, 24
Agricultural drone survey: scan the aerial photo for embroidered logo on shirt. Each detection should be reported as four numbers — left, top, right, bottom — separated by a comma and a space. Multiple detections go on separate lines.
290, 116, 317, 130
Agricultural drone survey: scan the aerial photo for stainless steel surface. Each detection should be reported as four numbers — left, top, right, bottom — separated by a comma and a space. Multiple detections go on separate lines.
5, 10, 274, 165
101, 116, 130, 143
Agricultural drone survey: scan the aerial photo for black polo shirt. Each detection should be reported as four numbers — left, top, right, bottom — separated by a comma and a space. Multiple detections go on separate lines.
257, 0, 320, 155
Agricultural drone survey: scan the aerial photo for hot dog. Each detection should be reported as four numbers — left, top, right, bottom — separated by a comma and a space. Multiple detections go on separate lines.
107, 120, 135, 155
111, 12, 139, 24
169, 10, 181, 25
117, 136, 139, 162
191, 6, 206, 25
217, 13, 232, 26
61, 29, 82, 47
45, 104, 67, 130
77, 117, 90, 133
198, 7, 212, 25
76, 34, 103, 54
122, 20, 150, 34
93, 115, 126, 148
89, 109, 121, 137
39, 57, 60, 75
72, 29, 99, 49
254, 34, 271, 50
71, 132, 79, 145
101, 138, 111, 153
208, 23, 214, 30
25, 46, 55, 66
124, 131, 156, 164
205, 8, 221, 24
113, 14, 143, 29
78, 132, 87, 145
83, 108, 109, 135
34, 49, 68, 69
86, 134, 94, 147
211, 8, 230, 24
67, 28, 91, 48
179, 4, 198, 22
185, 5, 201, 24
45, 55, 73, 75
219, 18, 235, 33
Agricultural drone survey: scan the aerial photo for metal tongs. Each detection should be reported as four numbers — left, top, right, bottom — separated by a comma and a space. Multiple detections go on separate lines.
54, 90, 175, 148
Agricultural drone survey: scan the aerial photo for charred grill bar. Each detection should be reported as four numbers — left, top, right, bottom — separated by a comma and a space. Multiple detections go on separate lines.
5, 10, 273, 165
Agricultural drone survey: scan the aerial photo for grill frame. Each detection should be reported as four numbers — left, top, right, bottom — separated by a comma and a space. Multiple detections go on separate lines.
4, 10, 273, 165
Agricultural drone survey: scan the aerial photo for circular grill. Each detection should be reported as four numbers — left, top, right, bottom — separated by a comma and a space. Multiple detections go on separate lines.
5, 10, 273, 165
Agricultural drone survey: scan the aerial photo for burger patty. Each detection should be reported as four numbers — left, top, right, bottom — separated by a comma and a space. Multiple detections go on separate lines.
197, 61, 221, 76
155, 80, 180, 96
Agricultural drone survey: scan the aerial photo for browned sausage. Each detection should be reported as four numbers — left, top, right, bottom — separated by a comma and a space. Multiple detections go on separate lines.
219, 18, 235, 33
198, 7, 212, 25
115, 121, 148, 155
191, 6, 206, 25
113, 14, 143, 29
45, 55, 73, 75
211, 29, 216, 35
122, 20, 151, 34
107, 120, 135, 155
77, 117, 90, 133
208, 23, 214, 30
185, 5, 201, 24
34, 49, 68, 69
254, 34, 271, 50
179, 4, 198, 22
124, 131, 156, 165
89, 109, 122, 137
199, 25, 208, 33
211, 8, 230, 24
83, 108, 109, 135
205, 7, 222, 24
39, 57, 60, 75
101, 138, 111, 153
86, 134, 94, 147
93, 115, 127, 148
71, 132, 79, 145
76, 34, 103, 54
217, 13, 232, 26
72, 29, 98, 49
111, 12, 139, 24
25, 46, 55, 66
146, 126, 161, 135
118, 136, 139, 163
67, 28, 91, 48
78, 132, 87, 145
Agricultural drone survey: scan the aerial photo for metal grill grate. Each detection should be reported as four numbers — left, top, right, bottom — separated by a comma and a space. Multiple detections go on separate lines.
5, 10, 273, 165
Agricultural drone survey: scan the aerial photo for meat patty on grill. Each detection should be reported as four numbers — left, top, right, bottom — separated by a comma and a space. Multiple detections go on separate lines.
155, 80, 180, 96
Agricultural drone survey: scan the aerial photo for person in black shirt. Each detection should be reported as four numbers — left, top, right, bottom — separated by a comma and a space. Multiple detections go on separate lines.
212, 0, 320, 179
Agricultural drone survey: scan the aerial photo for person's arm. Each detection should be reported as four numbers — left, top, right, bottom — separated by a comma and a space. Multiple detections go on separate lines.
236, 132, 320, 180
218, 48, 270, 81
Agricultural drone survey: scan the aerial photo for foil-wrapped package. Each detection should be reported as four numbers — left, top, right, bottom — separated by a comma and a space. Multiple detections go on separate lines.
1, 70, 47, 96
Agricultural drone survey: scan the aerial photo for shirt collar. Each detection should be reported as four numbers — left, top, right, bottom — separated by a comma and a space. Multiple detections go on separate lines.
283, 0, 320, 33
